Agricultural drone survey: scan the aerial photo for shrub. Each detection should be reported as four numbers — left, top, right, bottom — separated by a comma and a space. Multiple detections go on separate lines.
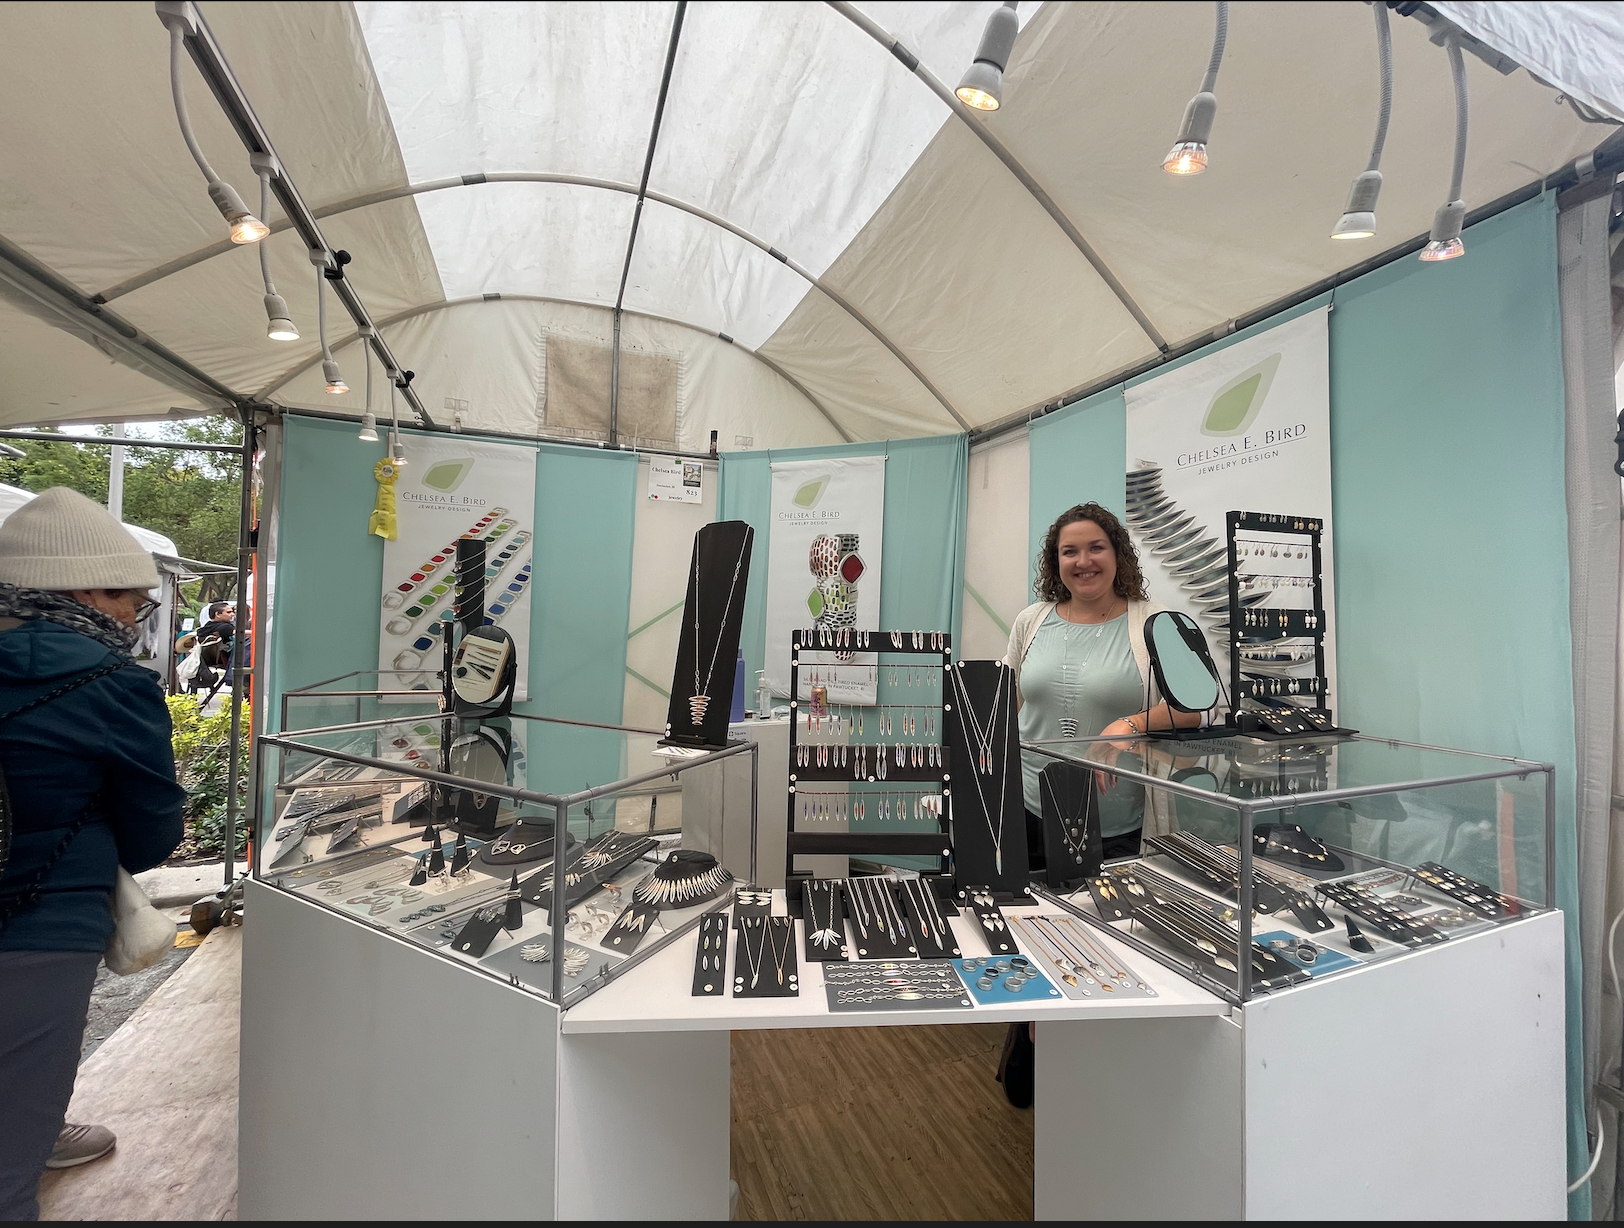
167, 693, 249, 860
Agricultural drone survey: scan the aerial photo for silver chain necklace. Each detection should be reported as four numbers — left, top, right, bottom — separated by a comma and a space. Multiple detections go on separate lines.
689, 531, 749, 725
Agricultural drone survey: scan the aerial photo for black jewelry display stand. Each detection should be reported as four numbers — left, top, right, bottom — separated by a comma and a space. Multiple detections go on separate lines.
800, 880, 849, 962
944, 660, 1029, 900
1038, 761, 1101, 889
783, 630, 955, 904
843, 877, 917, 960
732, 916, 799, 997
662, 521, 755, 750
1223, 510, 1355, 740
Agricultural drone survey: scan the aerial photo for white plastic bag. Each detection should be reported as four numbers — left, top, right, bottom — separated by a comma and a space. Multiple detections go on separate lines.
176, 642, 204, 685
104, 867, 173, 975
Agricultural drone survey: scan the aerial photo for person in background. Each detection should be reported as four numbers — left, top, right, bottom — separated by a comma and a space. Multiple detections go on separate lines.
190, 601, 234, 696
0, 487, 186, 1220
196, 601, 234, 650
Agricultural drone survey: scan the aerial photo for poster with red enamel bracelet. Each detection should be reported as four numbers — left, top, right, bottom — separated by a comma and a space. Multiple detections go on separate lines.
376, 435, 537, 700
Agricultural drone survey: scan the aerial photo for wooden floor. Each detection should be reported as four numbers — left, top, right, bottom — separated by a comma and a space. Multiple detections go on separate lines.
731, 1023, 1034, 1221
39, 926, 242, 1222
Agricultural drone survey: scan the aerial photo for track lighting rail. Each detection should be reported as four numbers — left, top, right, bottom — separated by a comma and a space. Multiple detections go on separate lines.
154, 1, 435, 428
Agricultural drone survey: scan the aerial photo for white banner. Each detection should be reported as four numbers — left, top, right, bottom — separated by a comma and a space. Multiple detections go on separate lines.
764, 456, 886, 703
378, 436, 536, 700
1124, 307, 1334, 711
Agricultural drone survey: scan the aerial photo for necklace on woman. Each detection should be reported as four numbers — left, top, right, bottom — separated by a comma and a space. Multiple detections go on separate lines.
689, 530, 750, 725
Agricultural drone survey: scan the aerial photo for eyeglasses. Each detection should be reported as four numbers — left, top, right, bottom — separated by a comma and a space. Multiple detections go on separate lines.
135, 598, 160, 624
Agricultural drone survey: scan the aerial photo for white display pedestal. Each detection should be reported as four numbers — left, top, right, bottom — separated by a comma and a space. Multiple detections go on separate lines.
238, 882, 728, 1220
1034, 909, 1567, 1220
240, 882, 1565, 1221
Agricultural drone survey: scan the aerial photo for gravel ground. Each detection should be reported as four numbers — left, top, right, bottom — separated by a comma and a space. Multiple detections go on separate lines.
79, 935, 195, 1063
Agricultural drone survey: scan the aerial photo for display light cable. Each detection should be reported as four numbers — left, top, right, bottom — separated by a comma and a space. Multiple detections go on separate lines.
358, 326, 379, 442
158, 8, 267, 244
1331, 4, 1392, 241
314, 253, 348, 394
250, 153, 299, 340
1163, 0, 1228, 175
389, 375, 408, 466
955, 1, 1018, 112
1419, 34, 1469, 262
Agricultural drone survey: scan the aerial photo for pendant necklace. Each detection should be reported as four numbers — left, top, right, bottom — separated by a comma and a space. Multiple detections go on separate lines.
741, 916, 769, 988
952, 662, 1005, 776
950, 663, 1010, 875
767, 920, 791, 986
808, 885, 843, 950
1040, 771, 1089, 865
689, 530, 750, 725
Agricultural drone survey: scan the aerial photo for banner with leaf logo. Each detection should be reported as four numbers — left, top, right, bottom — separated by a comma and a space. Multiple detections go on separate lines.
1123, 306, 1335, 710
763, 456, 886, 703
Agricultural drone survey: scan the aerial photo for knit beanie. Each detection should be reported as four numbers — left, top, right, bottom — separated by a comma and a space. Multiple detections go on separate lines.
0, 486, 160, 591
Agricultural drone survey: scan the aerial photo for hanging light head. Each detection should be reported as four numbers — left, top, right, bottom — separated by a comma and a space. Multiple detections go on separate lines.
1419, 200, 1466, 261
358, 412, 379, 443
389, 426, 407, 466
322, 359, 349, 396
955, 2, 1019, 112
1331, 171, 1382, 240
263, 292, 298, 341
1331, 6, 1391, 240
210, 181, 269, 244
1163, 2, 1227, 175
1419, 34, 1469, 263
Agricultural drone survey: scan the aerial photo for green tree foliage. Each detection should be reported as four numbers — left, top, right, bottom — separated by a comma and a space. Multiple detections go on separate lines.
166, 692, 248, 860
0, 418, 241, 569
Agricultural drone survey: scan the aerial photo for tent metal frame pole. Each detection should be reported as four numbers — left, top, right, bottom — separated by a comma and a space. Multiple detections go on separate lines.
826, 0, 1170, 355
255, 293, 851, 442
610, 1, 687, 448
156, 1, 436, 428
0, 230, 242, 411
220, 409, 256, 890
0, 429, 245, 454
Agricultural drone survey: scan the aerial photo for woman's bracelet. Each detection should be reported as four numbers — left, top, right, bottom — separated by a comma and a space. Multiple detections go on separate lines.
1122, 716, 1141, 735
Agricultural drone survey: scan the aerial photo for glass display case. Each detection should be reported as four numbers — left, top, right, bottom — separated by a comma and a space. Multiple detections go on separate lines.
255, 710, 758, 1007
1021, 731, 1554, 1003
280, 669, 443, 735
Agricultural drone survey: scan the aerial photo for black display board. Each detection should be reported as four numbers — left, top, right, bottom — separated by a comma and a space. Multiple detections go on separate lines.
663, 521, 754, 749
945, 660, 1029, 898
1038, 760, 1101, 889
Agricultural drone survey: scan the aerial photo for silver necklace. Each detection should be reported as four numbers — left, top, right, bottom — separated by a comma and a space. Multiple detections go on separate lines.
690, 531, 750, 725
951, 664, 1010, 875
807, 885, 843, 950
952, 661, 1005, 775
741, 916, 769, 988
1040, 772, 1089, 864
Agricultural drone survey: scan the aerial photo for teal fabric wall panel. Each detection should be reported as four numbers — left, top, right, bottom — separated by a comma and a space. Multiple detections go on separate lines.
1327, 194, 1585, 1201
268, 415, 387, 725
1027, 386, 1127, 606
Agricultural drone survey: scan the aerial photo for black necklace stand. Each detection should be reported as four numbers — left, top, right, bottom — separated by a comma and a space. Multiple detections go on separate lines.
662, 521, 755, 751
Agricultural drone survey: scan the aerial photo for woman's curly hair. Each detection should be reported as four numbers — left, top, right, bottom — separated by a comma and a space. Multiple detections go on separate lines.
1034, 502, 1148, 604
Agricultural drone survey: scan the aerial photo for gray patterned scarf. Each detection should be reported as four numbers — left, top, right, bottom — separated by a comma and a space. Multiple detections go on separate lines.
0, 583, 137, 654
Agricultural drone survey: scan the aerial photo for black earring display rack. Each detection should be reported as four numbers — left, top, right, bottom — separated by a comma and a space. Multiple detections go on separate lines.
945, 659, 1030, 900
783, 630, 954, 891
1224, 510, 1353, 738
663, 521, 755, 750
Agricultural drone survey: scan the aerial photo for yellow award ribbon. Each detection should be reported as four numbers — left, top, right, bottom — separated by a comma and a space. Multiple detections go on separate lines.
369, 457, 399, 540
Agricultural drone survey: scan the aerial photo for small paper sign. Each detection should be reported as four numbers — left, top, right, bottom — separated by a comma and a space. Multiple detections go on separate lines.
649, 458, 702, 503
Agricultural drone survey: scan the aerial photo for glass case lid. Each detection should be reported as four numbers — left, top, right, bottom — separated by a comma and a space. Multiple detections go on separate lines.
1024, 732, 1551, 810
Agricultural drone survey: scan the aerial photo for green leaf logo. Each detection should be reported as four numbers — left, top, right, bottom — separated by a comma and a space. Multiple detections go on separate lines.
794, 475, 832, 508
422, 457, 475, 493
1201, 353, 1280, 437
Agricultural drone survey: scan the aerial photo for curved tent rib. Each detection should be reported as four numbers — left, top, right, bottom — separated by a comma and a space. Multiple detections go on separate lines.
254, 292, 855, 443
95, 172, 969, 433
826, 0, 1169, 354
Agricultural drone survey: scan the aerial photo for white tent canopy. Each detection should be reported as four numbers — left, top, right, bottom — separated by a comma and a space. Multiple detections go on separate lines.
0, 1, 1614, 447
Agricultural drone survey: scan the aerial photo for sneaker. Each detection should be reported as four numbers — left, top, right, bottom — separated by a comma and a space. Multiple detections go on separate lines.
45, 1123, 116, 1169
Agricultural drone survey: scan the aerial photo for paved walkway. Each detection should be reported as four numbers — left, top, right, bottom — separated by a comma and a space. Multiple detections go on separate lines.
38, 925, 242, 1221
134, 862, 247, 909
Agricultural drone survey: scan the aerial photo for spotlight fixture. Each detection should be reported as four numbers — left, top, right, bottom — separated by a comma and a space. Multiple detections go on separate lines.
955, 2, 1018, 112
1331, 5, 1391, 241
158, 6, 266, 243
250, 153, 298, 340
314, 252, 348, 393
1419, 33, 1469, 262
1163, 1, 1228, 175
358, 325, 379, 440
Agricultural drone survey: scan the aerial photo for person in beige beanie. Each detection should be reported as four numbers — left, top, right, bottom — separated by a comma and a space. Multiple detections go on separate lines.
0, 486, 185, 1218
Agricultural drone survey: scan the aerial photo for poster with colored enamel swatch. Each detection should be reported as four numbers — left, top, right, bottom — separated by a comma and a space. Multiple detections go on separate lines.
378, 435, 537, 699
